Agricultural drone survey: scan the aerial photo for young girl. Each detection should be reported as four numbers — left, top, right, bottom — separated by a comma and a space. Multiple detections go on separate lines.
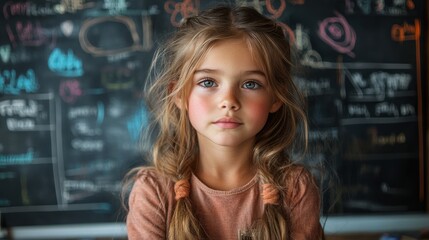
125, 5, 324, 240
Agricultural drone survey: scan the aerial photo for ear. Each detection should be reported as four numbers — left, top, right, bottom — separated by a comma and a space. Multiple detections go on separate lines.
269, 100, 282, 113
174, 94, 183, 109
170, 81, 184, 109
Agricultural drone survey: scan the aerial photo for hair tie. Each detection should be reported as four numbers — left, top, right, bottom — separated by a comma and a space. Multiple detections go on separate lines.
262, 184, 279, 205
174, 179, 190, 200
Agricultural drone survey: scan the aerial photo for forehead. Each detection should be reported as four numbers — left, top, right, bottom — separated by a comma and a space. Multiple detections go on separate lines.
196, 38, 264, 73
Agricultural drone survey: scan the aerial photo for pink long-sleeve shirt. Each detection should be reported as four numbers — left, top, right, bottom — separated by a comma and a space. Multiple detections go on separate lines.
127, 165, 323, 239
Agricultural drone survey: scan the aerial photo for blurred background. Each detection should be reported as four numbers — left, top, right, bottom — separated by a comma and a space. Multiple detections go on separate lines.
0, 0, 428, 239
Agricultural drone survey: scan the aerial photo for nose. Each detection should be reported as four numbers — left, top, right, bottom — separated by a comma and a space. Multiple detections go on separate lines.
219, 88, 240, 111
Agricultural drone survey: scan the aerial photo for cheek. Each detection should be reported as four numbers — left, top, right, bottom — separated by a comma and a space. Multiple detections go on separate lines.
188, 93, 211, 124
246, 100, 272, 125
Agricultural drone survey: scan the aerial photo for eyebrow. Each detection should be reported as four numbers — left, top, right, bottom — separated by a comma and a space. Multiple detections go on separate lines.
194, 69, 266, 77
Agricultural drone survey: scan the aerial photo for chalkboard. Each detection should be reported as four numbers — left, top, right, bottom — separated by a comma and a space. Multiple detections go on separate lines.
0, 0, 427, 228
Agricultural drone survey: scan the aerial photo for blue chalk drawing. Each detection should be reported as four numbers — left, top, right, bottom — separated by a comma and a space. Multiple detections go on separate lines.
0, 69, 38, 94
48, 48, 83, 77
0, 150, 34, 165
97, 101, 105, 125
127, 106, 149, 142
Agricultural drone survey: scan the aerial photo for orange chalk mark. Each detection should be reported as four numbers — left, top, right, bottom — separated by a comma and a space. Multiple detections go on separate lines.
391, 21, 418, 42
406, 0, 415, 10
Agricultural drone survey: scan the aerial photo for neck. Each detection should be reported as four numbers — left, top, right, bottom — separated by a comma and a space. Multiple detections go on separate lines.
194, 140, 256, 191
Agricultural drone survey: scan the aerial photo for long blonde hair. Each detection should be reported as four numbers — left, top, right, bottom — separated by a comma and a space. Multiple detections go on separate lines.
131, 5, 308, 240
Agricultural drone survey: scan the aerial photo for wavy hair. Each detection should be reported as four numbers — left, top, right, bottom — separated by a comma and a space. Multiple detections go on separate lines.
130, 5, 309, 240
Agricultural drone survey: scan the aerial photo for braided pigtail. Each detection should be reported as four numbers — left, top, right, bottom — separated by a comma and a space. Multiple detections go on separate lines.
255, 204, 289, 239
167, 165, 205, 240
168, 179, 203, 240
251, 170, 290, 240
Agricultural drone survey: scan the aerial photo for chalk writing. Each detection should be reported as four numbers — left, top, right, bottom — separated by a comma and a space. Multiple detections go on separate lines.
400, 104, 415, 116
345, 0, 415, 15
0, 69, 38, 95
107, 52, 130, 62
60, 80, 83, 103
294, 77, 333, 96
68, 103, 104, 136
71, 139, 104, 152
343, 102, 417, 127
234, 0, 265, 12
107, 99, 126, 118
3, 1, 58, 19
6, 118, 35, 131
277, 22, 296, 48
375, 102, 399, 117
68, 105, 97, 119
3, 1, 92, 19
0, 45, 11, 63
407, 0, 415, 9
65, 180, 120, 193
60, 20, 74, 37
265, 0, 286, 19
164, 0, 199, 27
71, 120, 102, 137
369, 128, 407, 146
380, 182, 409, 195
103, 0, 128, 14
79, 16, 153, 56
295, 24, 307, 51
391, 20, 420, 42
3, 1, 30, 19
66, 160, 116, 176
0, 99, 38, 117
234, 0, 303, 18
0, 150, 34, 165
318, 12, 356, 57
348, 104, 370, 118
65, 180, 98, 192
345, 70, 412, 100
358, 0, 371, 14
100, 66, 135, 90
6, 21, 55, 47
48, 48, 83, 77
308, 128, 338, 141
1, 47, 32, 64
55, 0, 94, 13
231, 1, 295, 43
294, 24, 324, 67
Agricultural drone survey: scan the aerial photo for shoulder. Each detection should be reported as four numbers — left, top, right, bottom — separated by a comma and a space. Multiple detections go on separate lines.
126, 168, 176, 239
134, 167, 171, 183
284, 164, 315, 184
129, 167, 174, 204
282, 164, 320, 209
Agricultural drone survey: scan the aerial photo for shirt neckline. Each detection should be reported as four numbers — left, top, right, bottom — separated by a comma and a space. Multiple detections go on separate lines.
191, 172, 259, 196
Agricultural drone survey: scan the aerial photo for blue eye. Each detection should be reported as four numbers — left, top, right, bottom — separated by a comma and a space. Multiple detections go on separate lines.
243, 81, 260, 89
199, 79, 217, 88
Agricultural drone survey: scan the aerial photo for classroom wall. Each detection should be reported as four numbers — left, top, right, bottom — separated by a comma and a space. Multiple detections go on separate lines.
0, 0, 427, 238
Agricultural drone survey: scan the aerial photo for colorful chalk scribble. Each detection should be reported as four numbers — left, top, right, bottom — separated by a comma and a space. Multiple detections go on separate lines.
318, 12, 356, 58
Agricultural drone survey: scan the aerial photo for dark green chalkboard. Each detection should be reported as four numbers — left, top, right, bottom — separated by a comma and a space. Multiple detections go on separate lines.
0, 0, 427, 227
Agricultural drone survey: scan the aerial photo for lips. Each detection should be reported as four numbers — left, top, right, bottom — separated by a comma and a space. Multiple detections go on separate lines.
213, 117, 242, 129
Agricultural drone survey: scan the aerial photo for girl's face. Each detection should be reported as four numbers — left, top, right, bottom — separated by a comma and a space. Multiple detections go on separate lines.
184, 38, 281, 148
